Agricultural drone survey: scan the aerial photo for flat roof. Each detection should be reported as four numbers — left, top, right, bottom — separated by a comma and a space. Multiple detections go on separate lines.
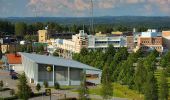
20, 53, 101, 71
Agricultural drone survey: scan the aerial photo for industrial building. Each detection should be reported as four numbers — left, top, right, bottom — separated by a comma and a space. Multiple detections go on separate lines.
20, 53, 101, 86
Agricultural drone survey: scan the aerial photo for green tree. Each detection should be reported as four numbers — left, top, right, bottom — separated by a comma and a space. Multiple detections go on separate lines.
101, 63, 113, 99
36, 83, 41, 92
78, 71, 89, 100
161, 51, 170, 68
159, 69, 169, 100
43, 81, 48, 88
0, 49, 2, 59
15, 22, 27, 37
0, 80, 3, 90
104, 45, 116, 62
80, 48, 88, 56
134, 59, 147, 93
54, 82, 60, 90
144, 72, 158, 100
17, 73, 32, 100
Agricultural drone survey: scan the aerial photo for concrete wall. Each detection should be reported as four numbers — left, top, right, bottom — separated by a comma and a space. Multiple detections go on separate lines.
21, 55, 38, 84
10, 64, 23, 72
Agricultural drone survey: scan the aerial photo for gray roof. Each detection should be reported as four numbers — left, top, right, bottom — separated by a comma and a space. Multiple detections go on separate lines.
20, 53, 101, 71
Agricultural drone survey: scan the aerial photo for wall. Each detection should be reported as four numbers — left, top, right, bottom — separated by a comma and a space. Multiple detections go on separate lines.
38, 30, 48, 43
162, 31, 170, 50
10, 64, 23, 72
21, 55, 38, 84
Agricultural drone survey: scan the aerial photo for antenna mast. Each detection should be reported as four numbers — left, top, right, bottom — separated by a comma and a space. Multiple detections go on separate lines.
90, 0, 94, 35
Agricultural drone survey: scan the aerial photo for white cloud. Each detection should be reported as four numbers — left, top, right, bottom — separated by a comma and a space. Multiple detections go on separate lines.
27, 0, 170, 16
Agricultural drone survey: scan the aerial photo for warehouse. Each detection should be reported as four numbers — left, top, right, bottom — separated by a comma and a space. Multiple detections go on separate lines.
20, 53, 102, 86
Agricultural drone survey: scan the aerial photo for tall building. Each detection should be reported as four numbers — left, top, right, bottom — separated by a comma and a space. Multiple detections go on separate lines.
38, 30, 48, 43
162, 31, 170, 50
54, 30, 88, 58
137, 29, 163, 52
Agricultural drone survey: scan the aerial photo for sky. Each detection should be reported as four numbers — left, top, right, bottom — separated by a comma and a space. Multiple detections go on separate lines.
0, 0, 170, 17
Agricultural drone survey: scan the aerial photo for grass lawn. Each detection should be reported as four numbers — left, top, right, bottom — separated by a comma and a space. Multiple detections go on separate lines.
87, 83, 144, 100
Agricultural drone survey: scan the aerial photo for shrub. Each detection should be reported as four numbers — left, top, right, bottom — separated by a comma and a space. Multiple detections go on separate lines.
43, 81, 48, 88
54, 82, 60, 90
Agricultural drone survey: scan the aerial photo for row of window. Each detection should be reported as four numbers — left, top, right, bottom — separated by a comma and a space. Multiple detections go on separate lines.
141, 46, 162, 50
141, 40, 161, 44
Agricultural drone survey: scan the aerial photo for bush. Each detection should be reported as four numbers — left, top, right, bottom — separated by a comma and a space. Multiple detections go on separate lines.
0, 80, 3, 90
54, 82, 60, 90
43, 81, 48, 88
36, 83, 41, 92
0, 96, 18, 100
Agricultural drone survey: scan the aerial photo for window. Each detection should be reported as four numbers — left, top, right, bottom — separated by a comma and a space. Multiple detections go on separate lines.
86, 74, 99, 79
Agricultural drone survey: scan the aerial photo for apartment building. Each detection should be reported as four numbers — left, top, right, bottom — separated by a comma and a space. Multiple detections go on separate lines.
54, 30, 88, 58
137, 29, 163, 52
38, 30, 48, 43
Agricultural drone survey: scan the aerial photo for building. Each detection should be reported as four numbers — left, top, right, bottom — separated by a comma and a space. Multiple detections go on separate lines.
53, 30, 88, 58
5, 53, 23, 72
88, 34, 126, 51
162, 31, 170, 50
47, 30, 128, 58
137, 29, 163, 52
20, 53, 101, 86
38, 30, 48, 43
1, 44, 16, 54
50, 32, 75, 39
123, 32, 135, 53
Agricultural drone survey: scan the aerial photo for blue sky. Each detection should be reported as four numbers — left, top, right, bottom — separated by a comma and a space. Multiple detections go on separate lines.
0, 0, 170, 17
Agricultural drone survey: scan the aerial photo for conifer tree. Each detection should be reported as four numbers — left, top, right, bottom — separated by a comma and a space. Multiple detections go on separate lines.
144, 72, 158, 100
17, 73, 32, 100
101, 63, 113, 99
159, 69, 169, 100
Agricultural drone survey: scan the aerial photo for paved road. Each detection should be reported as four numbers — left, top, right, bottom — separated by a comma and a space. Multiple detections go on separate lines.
0, 70, 18, 89
29, 90, 128, 100
0, 69, 128, 100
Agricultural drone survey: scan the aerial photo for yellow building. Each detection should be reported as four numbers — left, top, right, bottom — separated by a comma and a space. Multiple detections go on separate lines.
38, 30, 48, 43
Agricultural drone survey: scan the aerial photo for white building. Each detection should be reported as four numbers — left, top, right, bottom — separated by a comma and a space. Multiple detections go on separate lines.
47, 30, 128, 58
88, 35, 126, 51
5, 54, 23, 72
20, 53, 101, 86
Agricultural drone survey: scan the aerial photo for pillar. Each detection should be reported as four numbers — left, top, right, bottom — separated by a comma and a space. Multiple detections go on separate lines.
53, 65, 55, 86
67, 67, 70, 86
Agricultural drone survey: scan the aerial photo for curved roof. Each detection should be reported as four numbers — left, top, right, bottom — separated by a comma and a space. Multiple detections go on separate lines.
20, 53, 101, 71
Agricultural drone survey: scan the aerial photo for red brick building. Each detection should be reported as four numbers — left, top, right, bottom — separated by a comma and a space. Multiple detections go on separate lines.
137, 31, 163, 52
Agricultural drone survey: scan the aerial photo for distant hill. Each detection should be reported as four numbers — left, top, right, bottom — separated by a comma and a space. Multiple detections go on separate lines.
1, 16, 170, 28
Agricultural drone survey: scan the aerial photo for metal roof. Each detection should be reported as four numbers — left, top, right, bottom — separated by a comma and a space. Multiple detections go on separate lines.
20, 53, 101, 71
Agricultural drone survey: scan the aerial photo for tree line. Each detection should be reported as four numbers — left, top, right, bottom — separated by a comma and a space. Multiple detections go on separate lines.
0, 20, 169, 37
73, 45, 170, 100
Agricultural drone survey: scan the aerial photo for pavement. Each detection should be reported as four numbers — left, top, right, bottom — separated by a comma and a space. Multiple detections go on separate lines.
0, 69, 128, 100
